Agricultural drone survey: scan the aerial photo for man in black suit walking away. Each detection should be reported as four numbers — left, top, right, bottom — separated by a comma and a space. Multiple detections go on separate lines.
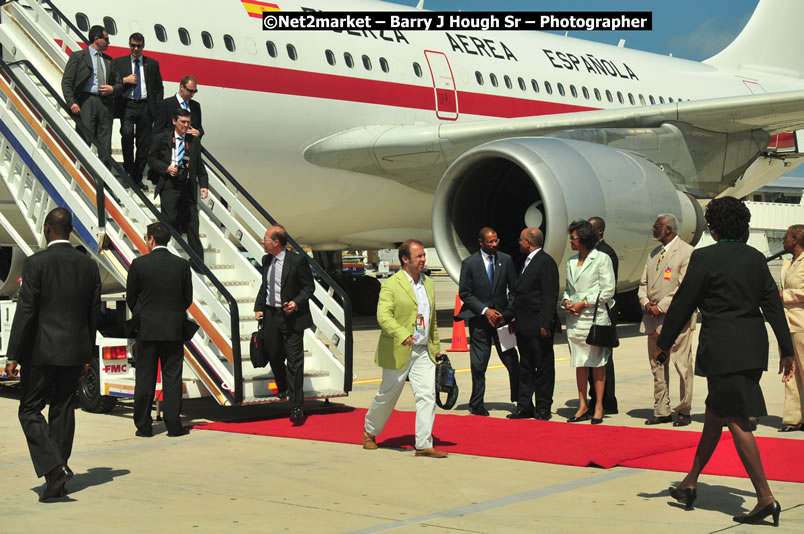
153, 75, 203, 139
587, 216, 619, 415
61, 25, 122, 155
112, 32, 163, 190
127, 222, 193, 437
457, 227, 519, 416
148, 108, 209, 264
506, 227, 560, 420
255, 225, 315, 422
5, 208, 101, 501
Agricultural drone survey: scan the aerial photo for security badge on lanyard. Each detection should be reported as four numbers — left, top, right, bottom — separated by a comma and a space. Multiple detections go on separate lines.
415, 314, 426, 335
663, 268, 672, 280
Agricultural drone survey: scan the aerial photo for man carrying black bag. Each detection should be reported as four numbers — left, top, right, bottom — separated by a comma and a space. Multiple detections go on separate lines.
127, 222, 193, 437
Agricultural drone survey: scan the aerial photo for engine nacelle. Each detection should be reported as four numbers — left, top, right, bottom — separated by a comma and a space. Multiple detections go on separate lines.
432, 137, 705, 290
0, 247, 25, 297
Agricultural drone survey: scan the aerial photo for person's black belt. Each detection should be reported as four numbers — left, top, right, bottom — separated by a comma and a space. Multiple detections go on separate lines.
80, 92, 100, 97
265, 306, 282, 312
128, 98, 148, 103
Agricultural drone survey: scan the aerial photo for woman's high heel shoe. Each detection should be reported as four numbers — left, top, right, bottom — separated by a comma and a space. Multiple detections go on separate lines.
669, 486, 697, 510
568, 411, 589, 423
733, 500, 781, 526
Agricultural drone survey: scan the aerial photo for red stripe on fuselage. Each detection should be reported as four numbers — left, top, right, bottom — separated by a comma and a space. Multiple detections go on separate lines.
101, 44, 597, 119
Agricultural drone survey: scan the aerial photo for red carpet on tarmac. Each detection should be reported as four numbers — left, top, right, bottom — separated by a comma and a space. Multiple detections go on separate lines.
192, 407, 804, 483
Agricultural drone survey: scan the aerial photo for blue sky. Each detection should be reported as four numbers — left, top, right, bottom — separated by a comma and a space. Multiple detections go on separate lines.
387, 1, 760, 62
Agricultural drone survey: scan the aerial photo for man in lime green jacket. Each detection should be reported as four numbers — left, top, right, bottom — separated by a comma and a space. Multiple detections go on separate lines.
363, 240, 447, 458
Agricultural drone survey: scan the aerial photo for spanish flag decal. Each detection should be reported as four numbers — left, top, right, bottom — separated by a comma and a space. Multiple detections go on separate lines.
241, 0, 280, 18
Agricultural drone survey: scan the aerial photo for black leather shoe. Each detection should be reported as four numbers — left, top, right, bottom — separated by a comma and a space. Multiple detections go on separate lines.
40, 465, 67, 501
167, 428, 189, 437
65, 466, 74, 480
506, 410, 533, 420
290, 407, 304, 422
568, 411, 589, 423
591, 417, 604, 424
733, 500, 780, 526
669, 486, 697, 510
275, 390, 288, 399
779, 424, 803, 432
673, 414, 692, 427
645, 415, 673, 425
469, 407, 490, 416
135, 429, 153, 437
534, 410, 552, 421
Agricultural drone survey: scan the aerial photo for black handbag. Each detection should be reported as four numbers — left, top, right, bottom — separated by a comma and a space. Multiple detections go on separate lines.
250, 319, 269, 368
585, 293, 619, 348
435, 354, 459, 410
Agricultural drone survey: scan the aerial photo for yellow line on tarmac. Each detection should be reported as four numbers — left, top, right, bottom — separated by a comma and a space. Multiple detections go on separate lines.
353, 357, 571, 385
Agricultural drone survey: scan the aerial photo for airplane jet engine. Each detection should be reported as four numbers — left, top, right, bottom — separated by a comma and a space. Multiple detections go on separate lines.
432, 137, 705, 292
0, 246, 25, 297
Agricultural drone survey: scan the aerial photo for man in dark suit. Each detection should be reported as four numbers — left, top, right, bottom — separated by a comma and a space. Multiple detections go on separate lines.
588, 216, 619, 415
127, 222, 193, 437
61, 25, 122, 156
112, 32, 164, 190
457, 227, 519, 416
148, 108, 209, 264
153, 75, 203, 139
254, 225, 315, 422
505, 227, 560, 420
5, 208, 101, 501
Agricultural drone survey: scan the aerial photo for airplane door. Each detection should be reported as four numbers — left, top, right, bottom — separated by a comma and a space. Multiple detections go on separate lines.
424, 51, 458, 120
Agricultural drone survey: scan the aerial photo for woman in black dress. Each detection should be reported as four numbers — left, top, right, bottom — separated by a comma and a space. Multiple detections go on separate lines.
655, 196, 796, 526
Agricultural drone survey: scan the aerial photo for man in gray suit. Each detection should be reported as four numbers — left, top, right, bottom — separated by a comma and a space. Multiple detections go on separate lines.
5, 208, 101, 501
639, 213, 696, 426
457, 227, 519, 416
61, 25, 125, 155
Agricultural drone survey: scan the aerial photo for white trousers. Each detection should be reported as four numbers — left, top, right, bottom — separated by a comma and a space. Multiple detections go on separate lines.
364, 346, 436, 450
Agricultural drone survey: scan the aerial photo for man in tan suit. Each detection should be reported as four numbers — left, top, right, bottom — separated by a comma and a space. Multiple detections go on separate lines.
638, 214, 696, 426
779, 224, 804, 432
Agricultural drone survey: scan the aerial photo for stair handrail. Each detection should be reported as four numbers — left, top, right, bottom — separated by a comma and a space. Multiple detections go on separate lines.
40, 0, 90, 47
0, 56, 245, 402
201, 146, 354, 392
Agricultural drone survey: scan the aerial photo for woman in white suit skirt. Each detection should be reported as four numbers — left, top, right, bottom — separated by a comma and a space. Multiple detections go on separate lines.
562, 220, 616, 424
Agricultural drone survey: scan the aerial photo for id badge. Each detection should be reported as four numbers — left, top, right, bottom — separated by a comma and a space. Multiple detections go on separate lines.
663, 268, 672, 280
415, 313, 425, 335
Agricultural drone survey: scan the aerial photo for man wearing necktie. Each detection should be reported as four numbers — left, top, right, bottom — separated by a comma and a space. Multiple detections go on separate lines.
154, 76, 204, 139
61, 25, 122, 156
112, 33, 164, 190
254, 225, 315, 422
638, 214, 696, 426
457, 227, 519, 416
147, 108, 209, 265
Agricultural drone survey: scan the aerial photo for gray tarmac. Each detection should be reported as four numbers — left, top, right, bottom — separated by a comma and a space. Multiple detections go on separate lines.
1, 275, 802, 533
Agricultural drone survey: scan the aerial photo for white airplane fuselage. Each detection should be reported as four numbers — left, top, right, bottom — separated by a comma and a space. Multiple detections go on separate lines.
55, 0, 803, 250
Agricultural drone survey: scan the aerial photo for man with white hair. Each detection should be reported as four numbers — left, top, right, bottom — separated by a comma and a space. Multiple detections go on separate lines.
638, 214, 696, 426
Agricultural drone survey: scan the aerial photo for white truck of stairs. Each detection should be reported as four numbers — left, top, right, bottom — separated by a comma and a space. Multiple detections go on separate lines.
0, 0, 353, 408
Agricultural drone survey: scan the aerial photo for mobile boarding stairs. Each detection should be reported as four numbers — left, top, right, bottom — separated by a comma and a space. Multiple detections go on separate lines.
0, 0, 353, 411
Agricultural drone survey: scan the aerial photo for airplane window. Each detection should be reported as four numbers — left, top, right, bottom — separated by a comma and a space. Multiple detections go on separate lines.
224, 34, 236, 52
202, 31, 213, 49
649, 95, 655, 105
605, 89, 613, 102
325, 49, 336, 66
490, 73, 498, 87
531, 79, 539, 93
518, 77, 526, 91
266, 41, 277, 57
103, 17, 117, 35
659, 96, 665, 104
475, 71, 484, 85
75, 13, 89, 32
668, 97, 674, 103
380, 57, 389, 73
594, 88, 601, 101
504, 75, 512, 89
344, 52, 354, 68
545, 81, 552, 94
617, 91, 624, 104
178, 28, 191, 46
413, 62, 423, 77
639, 94, 646, 105
570, 85, 578, 98
628, 93, 635, 105
362, 55, 372, 70
557, 83, 565, 96
582, 87, 589, 99
287, 44, 297, 60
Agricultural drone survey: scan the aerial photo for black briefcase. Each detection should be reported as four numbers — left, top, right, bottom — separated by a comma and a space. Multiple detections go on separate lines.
250, 319, 269, 368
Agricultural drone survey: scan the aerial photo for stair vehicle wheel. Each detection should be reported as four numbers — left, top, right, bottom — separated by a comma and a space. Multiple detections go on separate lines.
76, 358, 117, 413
